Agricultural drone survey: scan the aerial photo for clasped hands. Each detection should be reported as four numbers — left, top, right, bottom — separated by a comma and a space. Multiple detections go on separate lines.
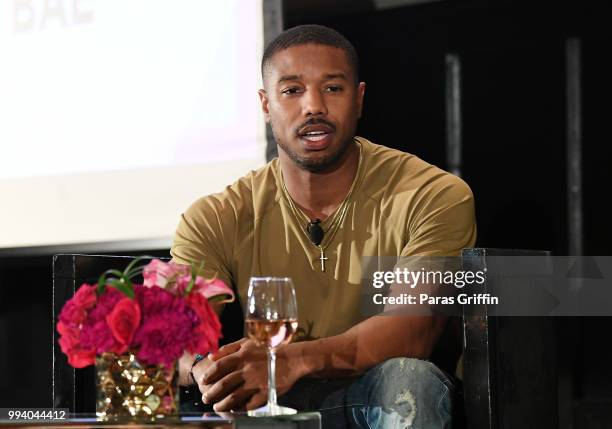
191, 338, 302, 412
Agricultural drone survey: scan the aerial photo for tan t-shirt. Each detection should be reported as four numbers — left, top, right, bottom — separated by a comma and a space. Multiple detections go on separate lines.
171, 137, 476, 340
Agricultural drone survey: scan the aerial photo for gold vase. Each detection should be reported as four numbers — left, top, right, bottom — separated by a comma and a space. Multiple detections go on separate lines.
95, 352, 178, 421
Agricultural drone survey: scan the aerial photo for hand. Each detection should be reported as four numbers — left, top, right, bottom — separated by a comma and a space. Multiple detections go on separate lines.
199, 338, 303, 412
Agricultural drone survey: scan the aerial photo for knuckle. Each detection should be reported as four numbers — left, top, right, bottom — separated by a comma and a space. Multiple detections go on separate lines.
197, 375, 206, 387
200, 385, 212, 399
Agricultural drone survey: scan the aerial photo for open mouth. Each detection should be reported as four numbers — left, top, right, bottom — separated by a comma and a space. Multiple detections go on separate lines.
302, 130, 330, 142
298, 124, 335, 149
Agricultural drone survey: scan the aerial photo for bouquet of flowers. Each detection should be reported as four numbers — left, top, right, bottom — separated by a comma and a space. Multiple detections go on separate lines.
56, 258, 234, 369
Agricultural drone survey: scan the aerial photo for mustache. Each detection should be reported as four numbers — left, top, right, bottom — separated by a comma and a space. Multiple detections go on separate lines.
296, 118, 336, 135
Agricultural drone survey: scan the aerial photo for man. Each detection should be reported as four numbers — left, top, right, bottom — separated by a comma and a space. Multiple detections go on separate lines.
172, 24, 476, 428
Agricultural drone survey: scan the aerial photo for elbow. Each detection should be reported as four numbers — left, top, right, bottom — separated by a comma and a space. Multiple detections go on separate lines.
401, 316, 447, 360
405, 340, 434, 360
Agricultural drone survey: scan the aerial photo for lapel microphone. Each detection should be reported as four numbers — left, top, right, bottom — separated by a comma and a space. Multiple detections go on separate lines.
306, 219, 324, 246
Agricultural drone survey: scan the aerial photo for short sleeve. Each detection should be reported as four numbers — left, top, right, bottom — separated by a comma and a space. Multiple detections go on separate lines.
401, 175, 477, 257
170, 196, 235, 289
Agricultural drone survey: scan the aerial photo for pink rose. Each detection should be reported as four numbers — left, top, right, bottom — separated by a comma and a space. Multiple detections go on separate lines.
177, 276, 234, 303
175, 274, 193, 295
73, 284, 97, 309
143, 259, 187, 290
199, 278, 234, 303
106, 297, 141, 347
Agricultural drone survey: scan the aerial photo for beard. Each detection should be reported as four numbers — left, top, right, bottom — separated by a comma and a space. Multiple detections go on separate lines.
271, 120, 355, 174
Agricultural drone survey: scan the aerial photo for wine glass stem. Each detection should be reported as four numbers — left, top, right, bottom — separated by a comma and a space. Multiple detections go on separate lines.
267, 347, 278, 409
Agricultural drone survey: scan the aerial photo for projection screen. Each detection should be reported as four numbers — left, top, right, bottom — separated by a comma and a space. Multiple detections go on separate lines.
0, 0, 266, 250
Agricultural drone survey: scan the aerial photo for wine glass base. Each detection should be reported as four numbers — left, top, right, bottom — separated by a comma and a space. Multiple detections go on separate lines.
247, 404, 298, 417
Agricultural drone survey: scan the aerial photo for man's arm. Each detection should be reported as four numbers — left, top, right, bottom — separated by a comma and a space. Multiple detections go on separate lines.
171, 195, 237, 387
287, 314, 447, 379
199, 313, 446, 411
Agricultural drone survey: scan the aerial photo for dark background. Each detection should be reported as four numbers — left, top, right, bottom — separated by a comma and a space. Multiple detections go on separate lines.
0, 0, 610, 427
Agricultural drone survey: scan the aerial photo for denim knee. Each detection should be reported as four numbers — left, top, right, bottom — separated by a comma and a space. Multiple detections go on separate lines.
351, 357, 455, 428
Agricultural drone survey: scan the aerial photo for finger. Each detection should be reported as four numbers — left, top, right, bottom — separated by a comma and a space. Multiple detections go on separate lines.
202, 371, 244, 404
212, 411, 235, 421
213, 386, 258, 412
209, 338, 247, 362
201, 354, 242, 385
245, 391, 268, 411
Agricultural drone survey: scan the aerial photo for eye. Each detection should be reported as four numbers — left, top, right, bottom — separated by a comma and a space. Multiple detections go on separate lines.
326, 85, 343, 93
281, 87, 302, 95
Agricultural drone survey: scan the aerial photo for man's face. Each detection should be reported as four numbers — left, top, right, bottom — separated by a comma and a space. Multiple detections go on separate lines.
259, 44, 365, 173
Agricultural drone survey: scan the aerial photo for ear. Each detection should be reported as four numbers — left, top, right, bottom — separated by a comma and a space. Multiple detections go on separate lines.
258, 89, 270, 123
356, 82, 366, 119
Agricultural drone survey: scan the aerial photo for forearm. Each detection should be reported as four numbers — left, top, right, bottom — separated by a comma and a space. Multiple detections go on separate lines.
284, 315, 447, 379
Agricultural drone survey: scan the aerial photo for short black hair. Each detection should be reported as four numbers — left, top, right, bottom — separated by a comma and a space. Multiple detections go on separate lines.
261, 24, 360, 84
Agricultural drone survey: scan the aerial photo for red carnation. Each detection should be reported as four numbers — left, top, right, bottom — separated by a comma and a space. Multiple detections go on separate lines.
57, 321, 79, 352
72, 284, 97, 309
57, 321, 95, 368
67, 349, 96, 368
59, 301, 87, 325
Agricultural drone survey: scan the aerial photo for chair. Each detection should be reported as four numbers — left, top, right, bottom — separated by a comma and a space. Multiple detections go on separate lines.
461, 248, 558, 428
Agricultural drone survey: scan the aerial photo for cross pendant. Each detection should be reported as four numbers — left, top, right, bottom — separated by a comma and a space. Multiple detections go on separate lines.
318, 247, 329, 272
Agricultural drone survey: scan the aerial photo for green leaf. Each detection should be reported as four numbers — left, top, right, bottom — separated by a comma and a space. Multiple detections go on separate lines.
97, 274, 107, 295
190, 260, 206, 277
127, 267, 145, 280
185, 278, 195, 296
184, 261, 206, 296
208, 294, 232, 303
123, 258, 139, 275
97, 266, 137, 298
108, 279, 135, 299
124, 256, 146, 277
106, 269, 124, 278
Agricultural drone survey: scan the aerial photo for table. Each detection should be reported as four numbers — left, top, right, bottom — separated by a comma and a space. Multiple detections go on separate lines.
0, 413, 321, 429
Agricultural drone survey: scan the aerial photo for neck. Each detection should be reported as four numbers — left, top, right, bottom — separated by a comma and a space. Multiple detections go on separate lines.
279, 140, 360, 221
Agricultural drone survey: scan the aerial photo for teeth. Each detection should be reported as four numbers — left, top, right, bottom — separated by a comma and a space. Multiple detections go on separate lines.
304, 134, 327, 142
305, 131, 325, 135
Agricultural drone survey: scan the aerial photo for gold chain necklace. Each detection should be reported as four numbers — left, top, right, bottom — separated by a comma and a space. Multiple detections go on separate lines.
279, 141, 363, 272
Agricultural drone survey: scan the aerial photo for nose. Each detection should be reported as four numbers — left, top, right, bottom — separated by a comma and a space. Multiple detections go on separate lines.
302, 88, 328, 117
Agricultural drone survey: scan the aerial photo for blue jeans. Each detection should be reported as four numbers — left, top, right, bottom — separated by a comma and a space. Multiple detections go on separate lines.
278, 357, 460, 428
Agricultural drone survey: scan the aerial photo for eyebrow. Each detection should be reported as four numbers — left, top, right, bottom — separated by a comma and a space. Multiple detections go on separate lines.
324, 73, 348, 81
276, 72, 349, 84
277, 75, 300, 84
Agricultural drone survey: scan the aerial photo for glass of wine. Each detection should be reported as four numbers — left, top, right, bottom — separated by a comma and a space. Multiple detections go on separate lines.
245, 277, 299, 416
